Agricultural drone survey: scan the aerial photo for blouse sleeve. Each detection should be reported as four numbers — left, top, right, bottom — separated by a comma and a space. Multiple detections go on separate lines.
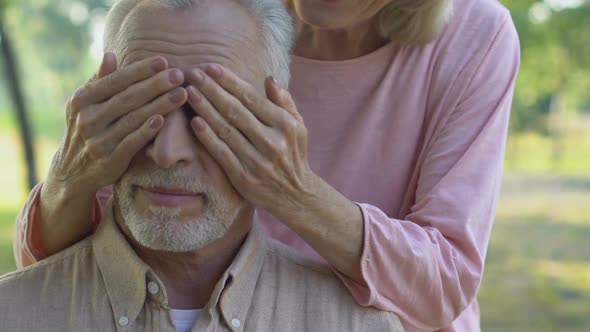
333, 15, 520, 330
13, 183, 112, 268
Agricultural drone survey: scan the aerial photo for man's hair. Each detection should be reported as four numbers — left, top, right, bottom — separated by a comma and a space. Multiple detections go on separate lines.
104, 0, 294, 87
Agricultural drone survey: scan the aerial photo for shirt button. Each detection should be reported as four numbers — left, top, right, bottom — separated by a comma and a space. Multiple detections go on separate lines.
118, 316, 129, 327
147, 281, 160, 295
231, 318, 241, 328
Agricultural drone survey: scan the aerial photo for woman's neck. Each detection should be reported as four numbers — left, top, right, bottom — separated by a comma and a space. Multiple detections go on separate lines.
293, 18, 389, 61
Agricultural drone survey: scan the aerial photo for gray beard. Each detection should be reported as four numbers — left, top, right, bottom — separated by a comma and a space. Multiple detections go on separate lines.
115, 168, 240, 252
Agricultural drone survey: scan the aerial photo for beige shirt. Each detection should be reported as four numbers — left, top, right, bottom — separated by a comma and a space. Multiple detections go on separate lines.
0, 203, 403, 332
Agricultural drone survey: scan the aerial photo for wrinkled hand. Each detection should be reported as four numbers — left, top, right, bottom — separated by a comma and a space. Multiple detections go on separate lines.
48, 53, 188, 193
186, 64, 317, 214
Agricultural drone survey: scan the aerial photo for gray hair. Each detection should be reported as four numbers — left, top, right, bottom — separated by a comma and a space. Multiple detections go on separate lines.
104, 0, 294, 87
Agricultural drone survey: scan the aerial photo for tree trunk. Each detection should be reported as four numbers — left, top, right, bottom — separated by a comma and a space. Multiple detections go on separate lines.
0, 14, 38, 189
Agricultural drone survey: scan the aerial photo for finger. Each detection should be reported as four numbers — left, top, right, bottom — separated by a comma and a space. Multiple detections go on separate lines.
265, 76, 302, 122
187, 86, 264, 169
190, 116, 247, 181
187, 69, 272, 151
109, 115, 165, 168
82, 56, 169, 105
97, 68, 184, 127
88, 53, 109, 83
98, 52, 118, 79
201, 64, 287, 127
100, 87, 187, 151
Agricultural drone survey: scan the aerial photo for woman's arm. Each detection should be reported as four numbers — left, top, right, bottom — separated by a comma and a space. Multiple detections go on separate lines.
183, 9, 518, 330
14, 184, 112, 268
274, 14, 521, 331
187, 8, 519, 330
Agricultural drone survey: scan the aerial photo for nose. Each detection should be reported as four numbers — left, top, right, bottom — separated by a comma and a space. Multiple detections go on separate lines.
145, 109, 196, 169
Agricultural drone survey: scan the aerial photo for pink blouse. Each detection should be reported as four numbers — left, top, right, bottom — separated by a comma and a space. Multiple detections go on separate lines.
14, 0, 520, 331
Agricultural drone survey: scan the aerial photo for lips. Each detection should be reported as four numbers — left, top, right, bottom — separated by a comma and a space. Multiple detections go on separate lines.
139, 186, 203, 207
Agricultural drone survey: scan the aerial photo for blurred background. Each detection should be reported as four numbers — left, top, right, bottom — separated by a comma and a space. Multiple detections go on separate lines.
0, 0, 589, 330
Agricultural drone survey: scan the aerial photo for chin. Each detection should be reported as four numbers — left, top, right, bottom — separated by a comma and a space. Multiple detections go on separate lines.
118, 192, 240, 253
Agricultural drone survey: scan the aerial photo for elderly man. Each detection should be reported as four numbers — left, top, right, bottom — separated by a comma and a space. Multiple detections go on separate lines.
0, 0, 403, 331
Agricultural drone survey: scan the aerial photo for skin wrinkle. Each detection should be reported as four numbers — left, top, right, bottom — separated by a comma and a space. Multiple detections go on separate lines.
119, 37, 264, 91
115, 1, 266, 86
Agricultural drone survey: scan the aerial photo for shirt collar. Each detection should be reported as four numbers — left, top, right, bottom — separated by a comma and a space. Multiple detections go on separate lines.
92, 199, 267, 328
92, 199, 150, 328
218, 211, 267, 327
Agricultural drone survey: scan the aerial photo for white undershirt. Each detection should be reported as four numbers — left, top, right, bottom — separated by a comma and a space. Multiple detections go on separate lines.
170, 309, 202, 332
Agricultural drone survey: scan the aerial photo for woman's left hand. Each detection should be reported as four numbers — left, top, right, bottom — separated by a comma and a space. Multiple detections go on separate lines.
186, 64, 318, 214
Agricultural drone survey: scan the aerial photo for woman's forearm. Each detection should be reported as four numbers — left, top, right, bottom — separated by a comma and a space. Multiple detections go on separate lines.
36, 179, 97, 258
272, 173, 366, 284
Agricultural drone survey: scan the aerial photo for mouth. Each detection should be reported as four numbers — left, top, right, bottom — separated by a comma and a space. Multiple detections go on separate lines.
138, 186, 204, 207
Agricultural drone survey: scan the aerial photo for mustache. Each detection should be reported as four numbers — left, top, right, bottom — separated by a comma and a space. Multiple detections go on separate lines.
122, 168, 213, 195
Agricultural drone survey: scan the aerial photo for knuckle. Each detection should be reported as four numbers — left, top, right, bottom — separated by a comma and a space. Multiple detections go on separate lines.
279, 116, 298, 133
274, 138, 288, 154
69, 86, 88, 112
240, 88, 255, 107
226, 105, 241, 122
116, 93, 137, 110
261, 136, 277, 154
120, 113, 138, 132
76, 115, 94, 139
85, 141, 104, 159
237, 167, 250, 183
263, 134, 287, 156
218, 125, 233, 140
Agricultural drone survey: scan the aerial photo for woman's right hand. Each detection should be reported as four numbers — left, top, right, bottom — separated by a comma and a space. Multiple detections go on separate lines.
48, 53, 188, 193
35, 53, 188, 258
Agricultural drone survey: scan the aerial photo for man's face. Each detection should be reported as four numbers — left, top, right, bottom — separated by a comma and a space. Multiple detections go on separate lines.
113, 0, 264, 252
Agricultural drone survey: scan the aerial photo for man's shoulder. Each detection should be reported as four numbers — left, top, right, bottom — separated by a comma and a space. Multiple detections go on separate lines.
264, 238, 334, 277
0, 237, 95, 293
0, 237, 111, 331
259, 239, 404, 331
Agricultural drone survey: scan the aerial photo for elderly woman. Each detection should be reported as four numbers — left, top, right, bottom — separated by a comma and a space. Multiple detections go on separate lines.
14, 0, 519, 331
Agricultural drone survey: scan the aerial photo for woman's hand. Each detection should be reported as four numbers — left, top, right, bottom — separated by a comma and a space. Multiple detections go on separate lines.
47, 53, 188, 193
185, 64, 318, 215
186, 64, 364, 283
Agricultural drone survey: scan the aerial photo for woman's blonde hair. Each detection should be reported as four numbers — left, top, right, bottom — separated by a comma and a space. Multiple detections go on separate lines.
285, 0, 453, 45
378, 0, 453, 45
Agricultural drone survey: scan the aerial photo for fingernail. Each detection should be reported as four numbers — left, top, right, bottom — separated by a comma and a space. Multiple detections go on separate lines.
191, 69, 206, 85
169, 69, 184, 84
269, 76, 278, 88
192, 117, 206, 132
206, 64, 222, 78
169, 88, 185, 103
151, 58, 166, 72
150, 116, 163, 129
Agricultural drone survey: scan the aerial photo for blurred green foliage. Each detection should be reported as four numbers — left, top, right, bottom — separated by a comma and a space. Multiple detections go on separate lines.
509, 0, 590, 133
